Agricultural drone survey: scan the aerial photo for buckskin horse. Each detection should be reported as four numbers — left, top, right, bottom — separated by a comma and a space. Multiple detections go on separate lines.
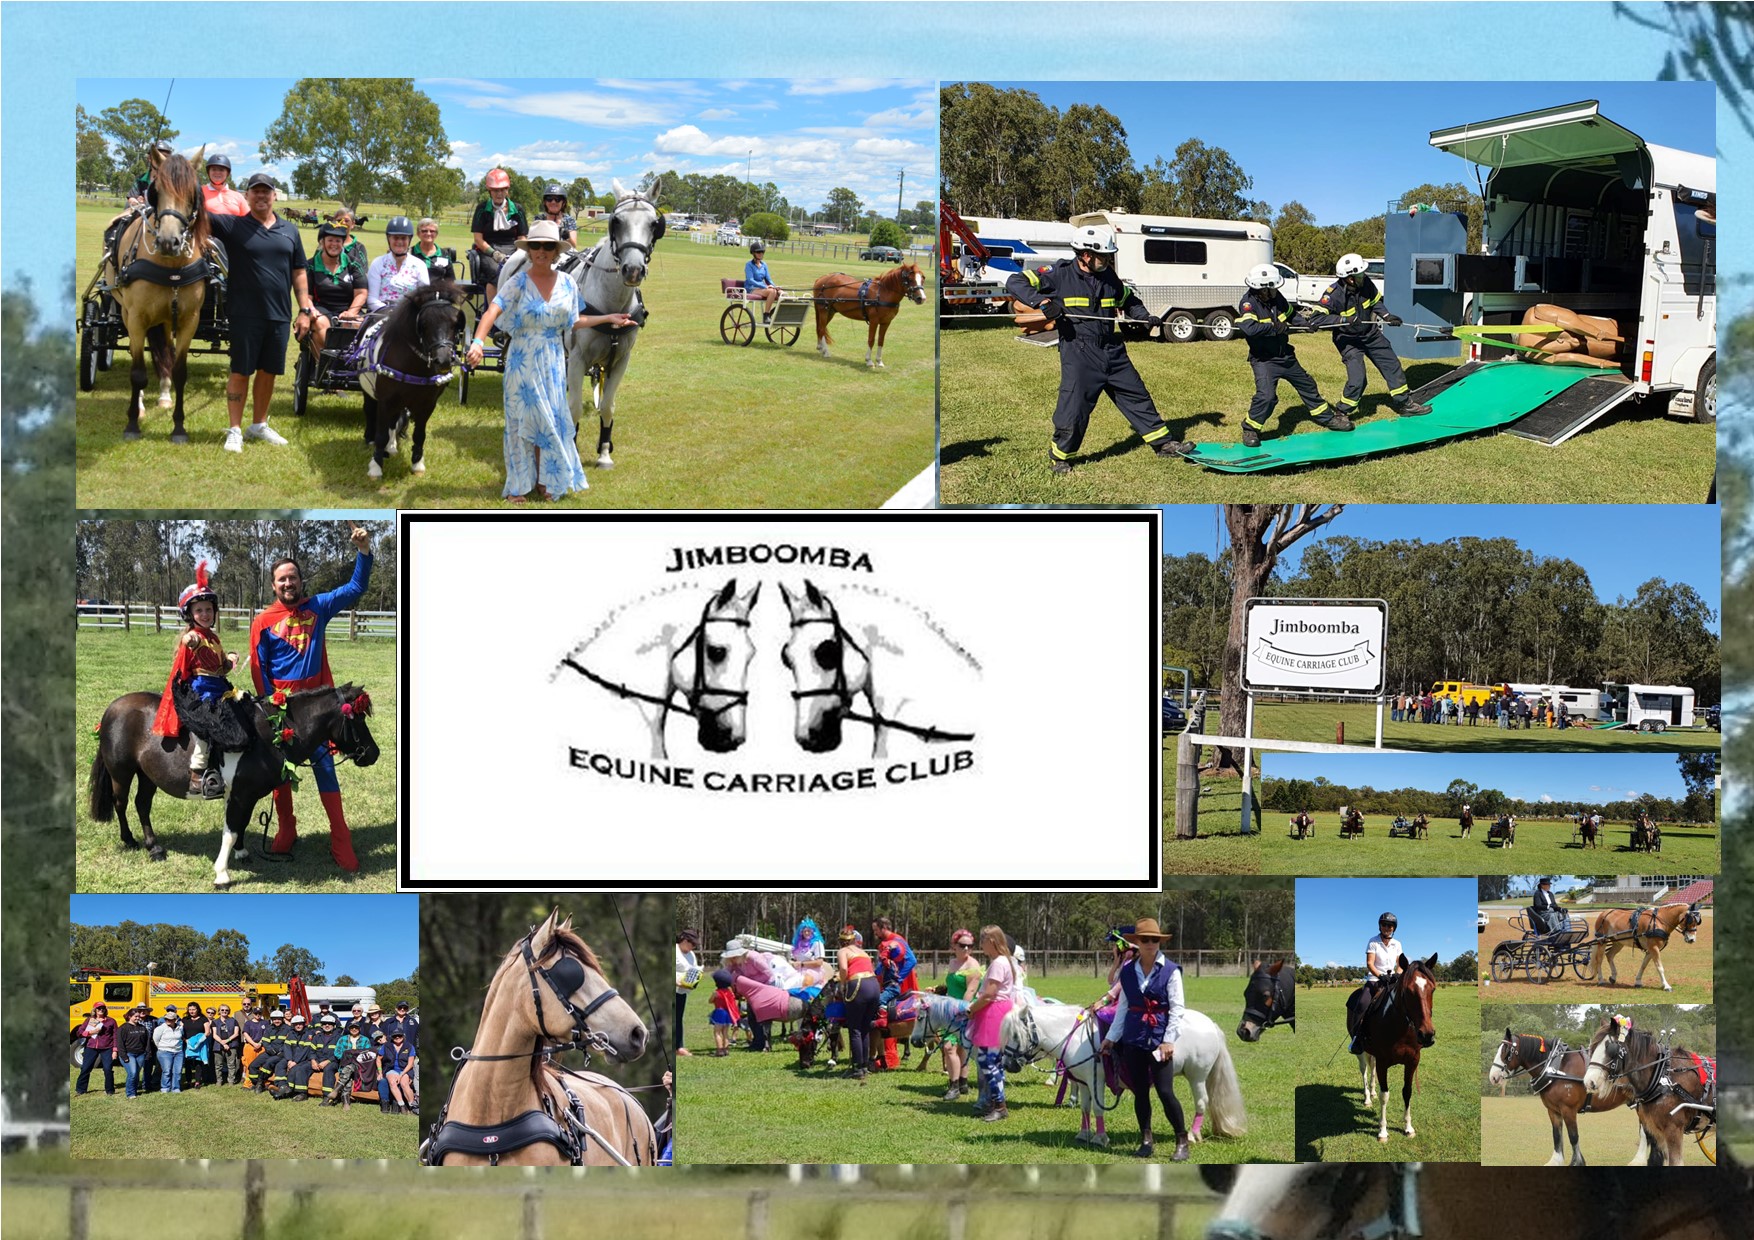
1583, 1015, 1717, 1167
1487, 1027, 1645, 1165
811, 262, 927, 368
1350, 953, 1438, 1143
87, 683, 378, 888
107, 145, 211, 441
1587, 902, 1703, 991
1195, 1161, 1754, 1240
421, 910, 656, 1166
1236, 960, 1295, 1043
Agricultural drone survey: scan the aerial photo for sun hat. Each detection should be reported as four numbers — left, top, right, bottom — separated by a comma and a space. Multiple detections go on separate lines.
515, 219, 572, 252
1122, 918, 1170, 946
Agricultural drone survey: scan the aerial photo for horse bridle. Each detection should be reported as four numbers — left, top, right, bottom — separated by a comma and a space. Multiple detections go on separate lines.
789, 602, 975, 744
1593, 1028, 1677, 1107
608, 196, 663, 268
408, 297, 463, 372
561, 599, 749, 724
1206, 1164, 1426, 1240
144, 193, 200, 257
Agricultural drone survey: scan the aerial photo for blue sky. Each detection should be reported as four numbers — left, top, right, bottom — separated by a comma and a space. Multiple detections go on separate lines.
75, 77, 934, 219
70, 895, 418, 982
1297, 877, 1477, 968
1159, 504, 1720, 620
1263, 752, 1695, 805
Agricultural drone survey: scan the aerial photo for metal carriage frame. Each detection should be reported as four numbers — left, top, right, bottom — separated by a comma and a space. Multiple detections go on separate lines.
78, 252, 232, 393
1489, 911, 1600, 984
718, 278, 809, 347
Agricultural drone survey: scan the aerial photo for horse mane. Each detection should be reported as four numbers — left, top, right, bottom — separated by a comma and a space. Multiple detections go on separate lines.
155, 152, 210, 252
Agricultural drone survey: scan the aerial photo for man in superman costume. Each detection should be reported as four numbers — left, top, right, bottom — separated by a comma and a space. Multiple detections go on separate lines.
250, 526, 373, 871
872, 916, 919, 1011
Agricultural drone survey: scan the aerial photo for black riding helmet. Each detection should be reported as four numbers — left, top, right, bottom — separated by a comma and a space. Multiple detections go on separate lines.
749, 239, 767, 255
1378, 912, 1398, 930
206, 153, 232, 171
385, 216, 415, 238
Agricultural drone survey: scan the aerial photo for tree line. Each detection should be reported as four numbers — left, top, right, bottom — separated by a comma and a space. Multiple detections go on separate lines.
676, 885, 1295, 960
1297, 952, 1475, 988
1163, 534, 1720, 702
939, 83, 1483, 273
76, 519, 396, 615
69, 919, 417, 1007
1262, 774, 1713, 825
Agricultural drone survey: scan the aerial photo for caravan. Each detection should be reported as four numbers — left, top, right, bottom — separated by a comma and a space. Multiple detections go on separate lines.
1070, 210, 1274, 342
1599, 682, 1698, 732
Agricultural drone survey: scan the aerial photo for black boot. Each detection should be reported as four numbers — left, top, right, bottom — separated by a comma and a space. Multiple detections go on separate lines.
1153, 440, 1194, 458
381, 1099, 395, 1114
1242, 425, 1263, 448
1048, 451, 1072, 475
1314, 410, 1354, 431
1398, 398, 1431, 417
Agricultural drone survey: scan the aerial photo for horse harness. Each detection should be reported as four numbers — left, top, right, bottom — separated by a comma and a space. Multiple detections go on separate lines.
789, 601, 975, 744
1597, 1030, 1715, 1124
115, 194, 213, 337
561, 597, 750, 725
421, 931, 640, 1167
251, 687, 375, 859
339, 297, 461, 388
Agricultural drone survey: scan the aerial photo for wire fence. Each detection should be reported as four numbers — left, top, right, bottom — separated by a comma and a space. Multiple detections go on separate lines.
76, 602, 395, 639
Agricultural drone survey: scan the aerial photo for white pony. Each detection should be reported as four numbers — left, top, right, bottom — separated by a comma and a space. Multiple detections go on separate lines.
1001, 1001, 1246, 1148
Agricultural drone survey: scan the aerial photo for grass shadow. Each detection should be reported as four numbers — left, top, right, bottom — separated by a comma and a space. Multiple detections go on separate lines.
1295, 1081, 1366, 1160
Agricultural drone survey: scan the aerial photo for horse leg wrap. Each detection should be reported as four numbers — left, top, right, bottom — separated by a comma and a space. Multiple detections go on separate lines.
271, 785, 298, 853
321, 791, 359, 872
1191, 1113, 1205, 1140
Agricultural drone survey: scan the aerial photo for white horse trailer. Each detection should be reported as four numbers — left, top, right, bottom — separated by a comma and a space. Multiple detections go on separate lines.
1505, 683, 1600, 716
1070, 211, 1273, 343
1425, 100, 1715, 441
1600, 682, 1697, 731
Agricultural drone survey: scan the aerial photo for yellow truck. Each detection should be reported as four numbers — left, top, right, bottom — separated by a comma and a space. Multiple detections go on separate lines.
1430, 680, 1501, 707
70, 969, 290, 1064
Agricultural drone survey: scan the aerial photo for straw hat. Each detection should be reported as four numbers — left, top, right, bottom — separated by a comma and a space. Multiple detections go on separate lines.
516, 220, 573, 253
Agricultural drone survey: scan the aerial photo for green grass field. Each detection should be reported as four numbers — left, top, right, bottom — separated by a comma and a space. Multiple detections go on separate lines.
1292, 984, 1480, 1163
75, 628, 397, 893
1476, 908, 1713, 1002
75, 201, 934, 509
680, 971, 1295, 1164
1250, 700, 1719, 754
1260, 812, 1718, 877
67, 1066, 414, 1160
1476, 1094, 1696, 1166
1163, 755, 1262, 875
938, 325, 1714, 503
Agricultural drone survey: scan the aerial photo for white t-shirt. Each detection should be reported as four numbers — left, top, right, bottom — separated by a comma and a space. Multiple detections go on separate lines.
675, 945, 700, 995
1366, 935, 1403, 978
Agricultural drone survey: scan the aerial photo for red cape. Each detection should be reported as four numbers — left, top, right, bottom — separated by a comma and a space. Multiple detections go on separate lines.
249, 599, 336, 694
151, 624, 221, 738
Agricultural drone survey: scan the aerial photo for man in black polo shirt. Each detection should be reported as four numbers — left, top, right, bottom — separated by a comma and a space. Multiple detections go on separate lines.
206, 172, 316, 454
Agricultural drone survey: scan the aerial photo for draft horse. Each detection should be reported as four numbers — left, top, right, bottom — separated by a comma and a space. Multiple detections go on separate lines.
108, 145, 211, 441
1587, 902, 1703, 991
1458, 807, 1473, 838
811, 263, 927, 368
1488, 1027, 1645, 1166
362, 282, 468, 479
1584, 1015, 1716, 1167
422, 910, 656, 1166
1350, 952, 1438, 1143
87, 683, 378, 887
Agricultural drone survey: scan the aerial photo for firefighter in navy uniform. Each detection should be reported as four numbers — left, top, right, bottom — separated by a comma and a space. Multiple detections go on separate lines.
1235, 264, 1351, 448
248, 1009, 290, 1093
309, 1013, 341, 1094
1313, 253, 1432, 421
276, 1014, 316, 1099
1004, 225, 1190, 475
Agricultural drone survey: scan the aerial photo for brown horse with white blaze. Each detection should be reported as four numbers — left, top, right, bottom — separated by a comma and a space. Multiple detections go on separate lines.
812, 263, 926, 368
1486, 1028, 1645, 1166
108, 145, 211, 441
1588, 902, 1704, 991
1351, 952, 1438, 1143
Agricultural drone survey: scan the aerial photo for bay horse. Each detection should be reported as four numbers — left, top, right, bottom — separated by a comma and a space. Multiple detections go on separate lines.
1583, 1015, 1717, 1167
1587, 902, 1703, 991
1487, 1028, 1645, 1165
1001, 1000, 1246, 1148
87, 683, 378, 888
422, 910, 655, 1166
1458, 807, 1473, 838
811, 262, 927, 368
1350, 952, 1438, 1143
1488, 814, 1516, 849
1412, 813, 1430, 839
360, 281, 467, 480
107, 145, 211, 441
1194, 1161, 1754, 1240
1338, 807, 1364, 839
1236, 960, 1295, 1043
1288, 812, 1314, 840
1576, 815, 1600, 849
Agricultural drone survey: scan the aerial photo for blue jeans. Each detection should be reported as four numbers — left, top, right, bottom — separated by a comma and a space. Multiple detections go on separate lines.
76, 1046, 115, 1095
158, 1049, 184, 1091
124, 1052, 148, 1097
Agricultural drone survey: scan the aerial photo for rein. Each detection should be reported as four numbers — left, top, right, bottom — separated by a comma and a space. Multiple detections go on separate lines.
560, 599, 751, 726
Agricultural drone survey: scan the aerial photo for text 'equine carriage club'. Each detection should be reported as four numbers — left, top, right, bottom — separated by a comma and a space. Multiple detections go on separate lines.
565, 746, 976, 793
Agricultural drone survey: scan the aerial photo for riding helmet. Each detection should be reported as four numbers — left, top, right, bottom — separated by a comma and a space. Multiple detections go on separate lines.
385, 216, 415, 237
543, 183, 567, 202
206, 153, 232, 171
749, 239, 767, 255
483, 168, 511, 191
1378, 912, 1399, 929
177, 560, 219, 622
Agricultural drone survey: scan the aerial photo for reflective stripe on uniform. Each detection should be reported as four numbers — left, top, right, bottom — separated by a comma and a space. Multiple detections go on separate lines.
1237, 313, 1260, 323
1340, 307, 1357, 318
1310, 403, 1330, 416
1140, 426, 1169, 443
1049, 443, 1073, 460
1243, 417, 1267, 432
1022, 269, 1041, 288
1388, 385, 1409, 396
1098, 297, 1120, 307
1061, 297, 1092, 307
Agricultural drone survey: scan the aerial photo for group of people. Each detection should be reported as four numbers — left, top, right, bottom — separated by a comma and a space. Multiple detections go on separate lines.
1390, 691, 1574, 729
150, 526, 375, 872
74, 998, 418, 1113
1005, 228, 1428, 474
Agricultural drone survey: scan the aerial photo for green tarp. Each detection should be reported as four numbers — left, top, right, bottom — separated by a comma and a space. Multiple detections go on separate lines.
1179, 362, 1602, 473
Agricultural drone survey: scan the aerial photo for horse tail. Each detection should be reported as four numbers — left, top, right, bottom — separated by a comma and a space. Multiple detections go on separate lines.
88, 745, 116, 822
1201, 1038, 1249, 1137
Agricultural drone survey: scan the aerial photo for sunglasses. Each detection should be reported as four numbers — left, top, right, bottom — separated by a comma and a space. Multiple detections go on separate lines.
544, 196, 564, 202
527, 242, 558, 252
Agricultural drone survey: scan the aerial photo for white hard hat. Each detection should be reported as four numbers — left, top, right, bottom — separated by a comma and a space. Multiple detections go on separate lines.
1246, 263, 1283, 290
1071, 225, 1118, 255
1336, 253, 1368, 278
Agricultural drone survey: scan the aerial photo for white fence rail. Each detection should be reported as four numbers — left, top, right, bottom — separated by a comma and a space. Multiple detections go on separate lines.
77, 602, 395, 640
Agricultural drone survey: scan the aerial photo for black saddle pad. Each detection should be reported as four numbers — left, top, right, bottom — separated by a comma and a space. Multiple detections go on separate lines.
171, 681, 254, 750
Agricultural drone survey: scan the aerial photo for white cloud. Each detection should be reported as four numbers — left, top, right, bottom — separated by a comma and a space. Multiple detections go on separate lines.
1539, 794, 1555, 803
698, 108, 738, 121
462, 90, 678, 129
787, 78, 930, 96
596, 79, 713, 97
862, 100, 937, 130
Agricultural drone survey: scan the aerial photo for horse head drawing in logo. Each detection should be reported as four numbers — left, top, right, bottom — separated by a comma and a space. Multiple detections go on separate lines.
780, 578, 975, 758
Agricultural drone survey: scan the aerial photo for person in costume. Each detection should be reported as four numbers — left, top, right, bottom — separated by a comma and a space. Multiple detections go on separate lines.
708, 968, 739, 1057
872, 916, 919, 1010
791, 918, 826, 963
835, 925, 880, 1083
1099, 918, 1190, 1161
151, 561, 239, 800
249, 526, 374, 871
938, 928, 982, 1101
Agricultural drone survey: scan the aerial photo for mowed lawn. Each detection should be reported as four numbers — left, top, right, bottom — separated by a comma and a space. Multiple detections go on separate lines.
1293, 984, 1480, 1163
1477, 1094, 1701, 1166
938, 324, 1714, 504
76, 628, 397, 893
1476, 908, 1712, 1002
75, 201, 935, 509
1250, 700, 1719, 754
680, 971, 1296, 1164
67, 1066, 415, 1160
1163, 753, 1262, 875
1260, 813, 1718, 877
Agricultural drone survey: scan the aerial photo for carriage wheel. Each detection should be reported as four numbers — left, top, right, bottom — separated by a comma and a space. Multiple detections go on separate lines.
1489, 948, 1518, 984
720, 303, 756, 346
1536, 947, 1566, 982
1571, 951, 1598, 982
291, 351, 312, 417
766, 318, 801, 347
80, 325, 99, 392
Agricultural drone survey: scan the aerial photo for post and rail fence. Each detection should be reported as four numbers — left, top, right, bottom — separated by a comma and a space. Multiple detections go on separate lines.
76, 601, 395, 640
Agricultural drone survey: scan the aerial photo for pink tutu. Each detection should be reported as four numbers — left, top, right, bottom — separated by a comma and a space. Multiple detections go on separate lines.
968, 997, 1013, 1048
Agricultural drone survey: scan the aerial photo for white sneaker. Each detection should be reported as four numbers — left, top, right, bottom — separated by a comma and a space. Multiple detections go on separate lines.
223, 427, 243, 453
244, 422, 289, 446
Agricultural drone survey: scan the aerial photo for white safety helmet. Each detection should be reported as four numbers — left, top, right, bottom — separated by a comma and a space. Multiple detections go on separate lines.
1070, 225, 1118, 255
1246, 263, 1283, 290
1335, 253, 1369, 278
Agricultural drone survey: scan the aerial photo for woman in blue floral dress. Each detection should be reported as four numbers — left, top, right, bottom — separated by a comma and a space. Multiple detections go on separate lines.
465, 220, 633, 501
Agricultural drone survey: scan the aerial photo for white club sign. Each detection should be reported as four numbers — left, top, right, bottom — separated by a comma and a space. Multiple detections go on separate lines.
1243, 599, 1387, 695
